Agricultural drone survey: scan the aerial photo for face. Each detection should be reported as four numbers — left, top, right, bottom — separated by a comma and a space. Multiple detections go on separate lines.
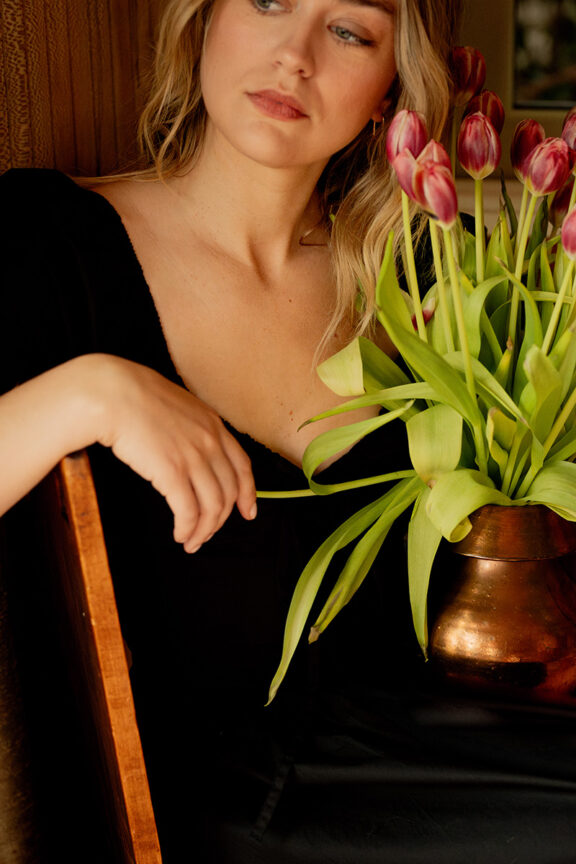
200, 0, 397, 171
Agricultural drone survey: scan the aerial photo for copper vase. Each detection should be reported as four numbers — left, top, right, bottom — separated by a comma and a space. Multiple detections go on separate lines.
429, 504, 576, 706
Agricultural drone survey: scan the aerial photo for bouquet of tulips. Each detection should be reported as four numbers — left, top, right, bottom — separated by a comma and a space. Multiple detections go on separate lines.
266, 47, 576, 703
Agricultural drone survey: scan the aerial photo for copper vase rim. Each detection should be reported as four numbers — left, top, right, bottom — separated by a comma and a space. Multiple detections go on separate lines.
455, 504, 576, 560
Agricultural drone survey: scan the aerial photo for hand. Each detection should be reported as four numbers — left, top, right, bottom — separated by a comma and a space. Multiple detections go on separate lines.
91, 355, 257, 552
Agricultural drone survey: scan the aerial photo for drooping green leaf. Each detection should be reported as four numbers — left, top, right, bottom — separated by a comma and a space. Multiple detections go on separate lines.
357, 336, 411, 391
302, 406, 412, 494
486, 407, 517, 481
266, 491, 395, 704
407, 487, 443, 654
316, 339, 365, 396
425, 469, 512, 541
310, 477, 423, 639
521, 460, 576, 520
406, 405, 463, 484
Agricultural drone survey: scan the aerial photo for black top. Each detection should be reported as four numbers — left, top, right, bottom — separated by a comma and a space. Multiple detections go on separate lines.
2, 168, 576, 864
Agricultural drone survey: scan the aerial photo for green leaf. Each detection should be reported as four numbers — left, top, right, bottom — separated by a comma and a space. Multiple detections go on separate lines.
521, 460, 576, 520
426, 469, 512, 541
302, 406, 412, 494
357, 336, 411, 391
316, 339, 365, 396
444, 352, 523, 420
407, 487, 443, 654
375, 231, 414, 333
406, 405, 462, 484
310, 477, 423, 638
266, 492, 394, 704
519, 345, 563, 442
459, 273, 507, 359
486, 407, 518, 480
373, 318, 479, 425
302, 383, 436, 425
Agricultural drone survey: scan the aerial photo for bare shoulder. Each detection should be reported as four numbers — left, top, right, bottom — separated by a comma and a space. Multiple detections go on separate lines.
86, 177, 160, 219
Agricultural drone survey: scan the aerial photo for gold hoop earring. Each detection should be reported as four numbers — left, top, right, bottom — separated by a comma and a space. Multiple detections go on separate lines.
372, 119, 379, 137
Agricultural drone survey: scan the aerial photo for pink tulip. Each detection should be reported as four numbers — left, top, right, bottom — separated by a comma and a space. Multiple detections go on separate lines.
418, 140, 452, 172
561, 207, 576, 261
523, 137, 574, 197
451, 46, 486, 106
562, 113, 576, 153
457, 112, 501, 180
550, 176, 574, 229
510, 119, 545, 182
463, 90, 505, 134
413, 161, 459, 229
386, 109, 428, 163
392, 148, 421, 201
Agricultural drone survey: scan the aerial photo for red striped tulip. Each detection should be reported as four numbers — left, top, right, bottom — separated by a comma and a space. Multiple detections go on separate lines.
562, 113, 576, 154
561, 207, 576, 261
451, 46, 486, 106
464, 90, 505, 134
392, 149, 420, 199
386, 109, 428, 163
413, 161, 459, 230
550, 177, 574, 229
418, 140, 452, 172
510, 119, 545, 182
523, 137, 573, 196
457, 112, 501, 180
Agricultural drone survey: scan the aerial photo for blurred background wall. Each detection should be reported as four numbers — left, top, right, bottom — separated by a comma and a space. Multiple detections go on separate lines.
0, 0, 164, 175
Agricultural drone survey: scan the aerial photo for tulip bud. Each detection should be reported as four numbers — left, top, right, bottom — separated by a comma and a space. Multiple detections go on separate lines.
563, 106, 576, 130
523, 137, 573, 197
550, 177, 574, 229
463, 89, 505, 134
510, 118, 545, 182
418, 140, 452, 172
413, 161, 459, 230
451, 46, 486, 106
561, 207, 576, 261
391, 148, 421, 201
457, 111, 501, 180
562, 112, 576, 154
386, 109, 428, 163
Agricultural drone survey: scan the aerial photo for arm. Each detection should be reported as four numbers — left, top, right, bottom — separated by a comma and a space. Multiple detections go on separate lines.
0, 353, 257, 552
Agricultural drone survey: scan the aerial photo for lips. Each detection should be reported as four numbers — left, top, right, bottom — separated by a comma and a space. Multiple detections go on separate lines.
247, 90, 308, 120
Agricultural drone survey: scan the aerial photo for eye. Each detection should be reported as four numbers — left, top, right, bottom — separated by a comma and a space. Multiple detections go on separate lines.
330, 24, 374, 46
252, 0, 283, 12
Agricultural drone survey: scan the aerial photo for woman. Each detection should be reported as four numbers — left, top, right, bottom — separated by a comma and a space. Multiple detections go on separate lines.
5, 1, 576, 862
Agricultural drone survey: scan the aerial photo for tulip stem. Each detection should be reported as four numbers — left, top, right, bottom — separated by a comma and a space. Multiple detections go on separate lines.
443, 227, 488, 474
474, 178, 485, 283
508, 192, 538, 344
541, 260, 574, 355
428, 219, 455, 352
514, 184, 530, 256
401, 191, 427, 341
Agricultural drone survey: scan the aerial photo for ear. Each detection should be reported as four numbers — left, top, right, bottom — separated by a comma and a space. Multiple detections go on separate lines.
371, 98, 392, 123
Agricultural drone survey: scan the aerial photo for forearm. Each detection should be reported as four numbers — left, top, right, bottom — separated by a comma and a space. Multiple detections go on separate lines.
0, 355, 105, 516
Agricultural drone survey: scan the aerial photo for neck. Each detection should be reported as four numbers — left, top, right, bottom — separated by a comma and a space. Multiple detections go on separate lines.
166, 125, 329, 273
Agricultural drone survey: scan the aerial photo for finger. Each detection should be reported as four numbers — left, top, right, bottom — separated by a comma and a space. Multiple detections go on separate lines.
222, 433, 257, 520
163, 476, 200, 545
181, 454, 237, 551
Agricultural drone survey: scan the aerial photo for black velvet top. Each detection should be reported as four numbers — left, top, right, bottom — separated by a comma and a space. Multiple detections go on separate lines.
2, 168, 576, 864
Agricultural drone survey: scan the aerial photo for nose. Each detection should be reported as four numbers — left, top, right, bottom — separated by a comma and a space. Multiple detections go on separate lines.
272, 20, 315, 77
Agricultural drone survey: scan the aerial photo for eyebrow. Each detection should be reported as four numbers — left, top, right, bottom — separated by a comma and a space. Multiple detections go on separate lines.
337, 0, 396, 11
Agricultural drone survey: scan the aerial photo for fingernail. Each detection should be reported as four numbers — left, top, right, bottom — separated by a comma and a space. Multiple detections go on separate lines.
187, 543, 201, 554
249, 503, 258, 520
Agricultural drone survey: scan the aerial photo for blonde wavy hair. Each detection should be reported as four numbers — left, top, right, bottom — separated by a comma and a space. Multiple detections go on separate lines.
138, 0, 463, 347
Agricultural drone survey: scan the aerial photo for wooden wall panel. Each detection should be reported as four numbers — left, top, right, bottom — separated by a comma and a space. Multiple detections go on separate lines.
0, 0, 164, 176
